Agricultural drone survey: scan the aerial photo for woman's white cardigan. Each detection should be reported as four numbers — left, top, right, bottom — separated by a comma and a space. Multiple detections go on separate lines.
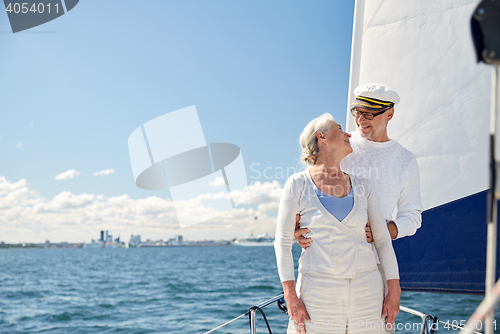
274, 171, 399, 282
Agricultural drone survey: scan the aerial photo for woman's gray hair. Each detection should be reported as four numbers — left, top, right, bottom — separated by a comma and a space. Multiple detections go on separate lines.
299, 113, 335, 166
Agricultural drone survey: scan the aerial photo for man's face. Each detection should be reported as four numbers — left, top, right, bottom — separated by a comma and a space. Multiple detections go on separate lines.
354, 107, 394, 142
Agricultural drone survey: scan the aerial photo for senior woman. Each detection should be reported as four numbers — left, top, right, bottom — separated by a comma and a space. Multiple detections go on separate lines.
274, 113, 400, 334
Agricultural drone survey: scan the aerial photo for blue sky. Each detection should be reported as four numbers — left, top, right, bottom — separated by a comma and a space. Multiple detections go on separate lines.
0, 1, 355, 243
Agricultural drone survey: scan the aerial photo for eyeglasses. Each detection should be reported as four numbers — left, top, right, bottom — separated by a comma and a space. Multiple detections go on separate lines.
350, 107, 391, 120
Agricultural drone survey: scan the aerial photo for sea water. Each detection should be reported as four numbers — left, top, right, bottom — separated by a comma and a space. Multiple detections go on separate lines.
0, 246, 498, 333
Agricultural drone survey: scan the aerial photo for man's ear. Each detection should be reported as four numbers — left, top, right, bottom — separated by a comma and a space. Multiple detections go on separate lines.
386, 107, 395, 121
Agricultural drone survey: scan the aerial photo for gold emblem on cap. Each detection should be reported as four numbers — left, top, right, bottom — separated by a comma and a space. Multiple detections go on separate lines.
355, 96, 392, 106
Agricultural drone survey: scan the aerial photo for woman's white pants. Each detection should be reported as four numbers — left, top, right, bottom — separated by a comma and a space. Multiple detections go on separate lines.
287, 269, 386, 334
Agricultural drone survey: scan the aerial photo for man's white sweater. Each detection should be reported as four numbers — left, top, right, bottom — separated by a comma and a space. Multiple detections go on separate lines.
340, 132, 423, 239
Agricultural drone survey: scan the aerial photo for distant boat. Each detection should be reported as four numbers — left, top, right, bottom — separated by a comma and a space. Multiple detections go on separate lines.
84, 240, 128, 249
84, 240, 104, 249
234, 233, 274, 246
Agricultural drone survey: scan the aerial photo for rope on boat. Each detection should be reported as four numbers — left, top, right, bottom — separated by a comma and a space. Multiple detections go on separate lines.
203, 312, 247, 334
204, 293, 286, 334
203, 307, 275, 334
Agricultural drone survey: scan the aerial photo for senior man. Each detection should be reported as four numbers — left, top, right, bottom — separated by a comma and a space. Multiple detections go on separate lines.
294, 83, 423, 332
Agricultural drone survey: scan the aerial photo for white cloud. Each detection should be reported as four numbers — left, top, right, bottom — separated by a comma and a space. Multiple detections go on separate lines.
93, 169, 116, 176
231, 181, 283, 211
208, 176, 226, 187
16, 142, 22, 148
0, 176, 284, 243
55, 169, 81, 180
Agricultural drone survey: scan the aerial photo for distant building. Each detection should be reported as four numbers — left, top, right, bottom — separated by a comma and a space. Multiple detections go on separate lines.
100, 231, 104, 241
129, 234, 141, 246
169, 235, 184, 246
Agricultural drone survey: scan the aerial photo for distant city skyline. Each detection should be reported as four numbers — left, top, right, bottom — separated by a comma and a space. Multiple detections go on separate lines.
0, 233, 240, 248
0, 1, 355, 243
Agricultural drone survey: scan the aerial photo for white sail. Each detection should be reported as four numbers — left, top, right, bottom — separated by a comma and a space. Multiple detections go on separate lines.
346, 0, 491, 211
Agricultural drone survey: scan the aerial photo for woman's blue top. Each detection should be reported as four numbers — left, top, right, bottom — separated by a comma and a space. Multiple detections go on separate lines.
314, 186, 354, 222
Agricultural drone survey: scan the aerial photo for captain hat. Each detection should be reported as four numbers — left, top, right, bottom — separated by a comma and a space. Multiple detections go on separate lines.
351, 83, 400, 112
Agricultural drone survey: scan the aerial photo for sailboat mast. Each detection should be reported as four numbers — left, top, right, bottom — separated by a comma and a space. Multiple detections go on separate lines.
485, 65, 500, 334
345, 0, 365, 132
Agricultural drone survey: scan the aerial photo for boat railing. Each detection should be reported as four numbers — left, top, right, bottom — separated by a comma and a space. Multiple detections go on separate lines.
204, 293, 483, 334
248, 293, 287, 334
399, 305, 438, 334
203, 293, 287, 334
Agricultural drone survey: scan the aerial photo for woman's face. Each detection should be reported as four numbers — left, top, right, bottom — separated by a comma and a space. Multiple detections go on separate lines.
318, 121, 353, 157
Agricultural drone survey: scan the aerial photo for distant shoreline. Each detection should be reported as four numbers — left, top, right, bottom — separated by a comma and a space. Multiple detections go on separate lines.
0, 243, 83, 249
0, 241, 236, 249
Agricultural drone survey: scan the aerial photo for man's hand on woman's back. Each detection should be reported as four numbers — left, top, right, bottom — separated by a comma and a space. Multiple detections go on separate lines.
294, 214, 312, 249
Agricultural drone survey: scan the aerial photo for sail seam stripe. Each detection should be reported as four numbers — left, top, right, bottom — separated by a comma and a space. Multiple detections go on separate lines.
364, 3, 474, 30
363, 0, 385, 33
416, 148, 488, 159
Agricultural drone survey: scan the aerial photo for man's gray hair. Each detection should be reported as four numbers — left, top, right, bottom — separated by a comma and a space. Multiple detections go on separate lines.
299, 113, 334, 166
